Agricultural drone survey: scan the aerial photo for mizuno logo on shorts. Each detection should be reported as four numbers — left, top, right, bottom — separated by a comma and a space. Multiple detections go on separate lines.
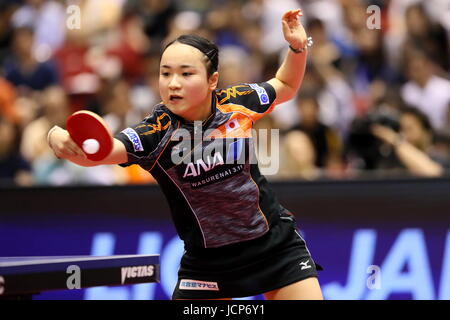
179, 279, 219, 291
122, 128, 144, 152
299, 259, 312, 270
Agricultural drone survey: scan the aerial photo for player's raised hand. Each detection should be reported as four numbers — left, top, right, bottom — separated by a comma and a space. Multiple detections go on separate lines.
281, 9, 308, 51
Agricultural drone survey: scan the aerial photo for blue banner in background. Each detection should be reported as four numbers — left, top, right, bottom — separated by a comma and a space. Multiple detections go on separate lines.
1, 180, 449, 300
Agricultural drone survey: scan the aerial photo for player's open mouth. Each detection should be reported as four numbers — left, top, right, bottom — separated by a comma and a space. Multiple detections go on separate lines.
169, 95, 183, 102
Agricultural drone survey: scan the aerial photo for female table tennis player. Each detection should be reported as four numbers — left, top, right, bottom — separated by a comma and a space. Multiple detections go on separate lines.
48, 9, 323, 300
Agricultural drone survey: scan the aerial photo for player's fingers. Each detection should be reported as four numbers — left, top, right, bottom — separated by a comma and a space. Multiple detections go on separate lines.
68, 142, 87, 159
283, 10, 296, 21
74, 148, 87, 159
61, 134, 87, 158
63, 147, 78, 157
54, 148, 75, 159
287, 9, 302, 20
60, 140, 83, 158
284, 10, 302, 28
282, 12, 290, 22
282, 20, 291, 34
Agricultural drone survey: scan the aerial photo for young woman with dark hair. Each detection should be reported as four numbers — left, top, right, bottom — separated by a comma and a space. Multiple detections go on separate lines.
47, 9, 323, 300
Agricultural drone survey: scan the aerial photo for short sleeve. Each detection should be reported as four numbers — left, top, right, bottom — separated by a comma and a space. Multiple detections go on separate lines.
114, 109, 172, 168
216, 82, 277, 122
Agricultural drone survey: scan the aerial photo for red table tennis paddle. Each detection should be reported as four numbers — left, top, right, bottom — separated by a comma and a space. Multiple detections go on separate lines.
66, 110, 113, 161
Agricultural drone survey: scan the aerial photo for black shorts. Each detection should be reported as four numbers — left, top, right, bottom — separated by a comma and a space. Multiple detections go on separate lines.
172, 215, 322, 299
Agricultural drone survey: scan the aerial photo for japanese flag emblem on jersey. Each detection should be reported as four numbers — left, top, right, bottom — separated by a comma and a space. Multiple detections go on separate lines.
225, 119, 240, 133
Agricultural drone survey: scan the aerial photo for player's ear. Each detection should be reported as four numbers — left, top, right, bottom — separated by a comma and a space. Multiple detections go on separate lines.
208, 71, 219, 91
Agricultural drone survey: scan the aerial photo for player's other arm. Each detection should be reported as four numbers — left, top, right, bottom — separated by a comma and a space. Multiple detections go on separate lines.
267, 9, 309, 105
47, 126, 127, 167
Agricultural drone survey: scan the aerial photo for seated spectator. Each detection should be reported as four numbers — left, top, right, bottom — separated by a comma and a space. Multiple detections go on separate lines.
11, 0, 66, 59
131, 0, 177, 46
401, 49, 450, 130
403, 3, 448, 71
218, 45, 253, 88
106, 14, 149, 84
289, 92, 344, 173
53, 29, 99, 113
296, 17, 356, 135
277, 130, 320, 181
20, 86, 69, 163
101, 78, 143, 134
3, 26, 59, 91
0, 116, 33, 186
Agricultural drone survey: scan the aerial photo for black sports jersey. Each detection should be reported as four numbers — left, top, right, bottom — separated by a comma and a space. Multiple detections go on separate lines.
115, 82, 287, 249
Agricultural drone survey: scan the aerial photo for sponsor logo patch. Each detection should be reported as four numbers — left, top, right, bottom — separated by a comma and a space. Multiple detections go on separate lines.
122, 128, 144, 152
299, 259, 312, 270
183, 152, 225, 178
178, 140, 247, 188
179, 279, 219, 291
121, 265, 155, 284
248, 83, 270, 105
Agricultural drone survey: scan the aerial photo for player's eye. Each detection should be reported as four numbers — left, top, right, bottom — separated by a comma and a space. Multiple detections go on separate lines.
182, 72, 193, 77
161, 72, 170, 77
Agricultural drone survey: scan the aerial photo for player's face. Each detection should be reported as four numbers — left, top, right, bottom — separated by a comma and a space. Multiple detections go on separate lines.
159, 43, 217, 121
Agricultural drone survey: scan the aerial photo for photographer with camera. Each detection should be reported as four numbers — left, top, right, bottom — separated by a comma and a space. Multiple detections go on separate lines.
370, 107, 447, 177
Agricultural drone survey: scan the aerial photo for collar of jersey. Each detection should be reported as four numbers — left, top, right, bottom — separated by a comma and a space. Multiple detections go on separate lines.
176, 93, 218, 129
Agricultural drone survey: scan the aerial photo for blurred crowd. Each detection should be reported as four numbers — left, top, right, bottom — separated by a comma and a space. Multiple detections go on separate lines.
0, 0, 449, 187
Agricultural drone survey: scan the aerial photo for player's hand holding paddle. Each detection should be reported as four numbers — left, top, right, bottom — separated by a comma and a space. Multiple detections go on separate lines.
47, 125, 87, 160
65, 110, 113, 161
47, 110, 126, 166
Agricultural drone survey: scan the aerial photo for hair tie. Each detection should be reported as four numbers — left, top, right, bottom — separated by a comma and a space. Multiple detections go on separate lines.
206, 49, 217, 62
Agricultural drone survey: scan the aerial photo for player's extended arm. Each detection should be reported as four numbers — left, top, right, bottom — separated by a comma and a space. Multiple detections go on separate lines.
47, 126, 128, 167
267, 9, 309, 105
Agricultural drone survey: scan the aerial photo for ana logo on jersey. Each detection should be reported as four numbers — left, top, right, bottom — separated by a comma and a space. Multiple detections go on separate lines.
178, 139, 247, 188
183, 152, 225, 178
